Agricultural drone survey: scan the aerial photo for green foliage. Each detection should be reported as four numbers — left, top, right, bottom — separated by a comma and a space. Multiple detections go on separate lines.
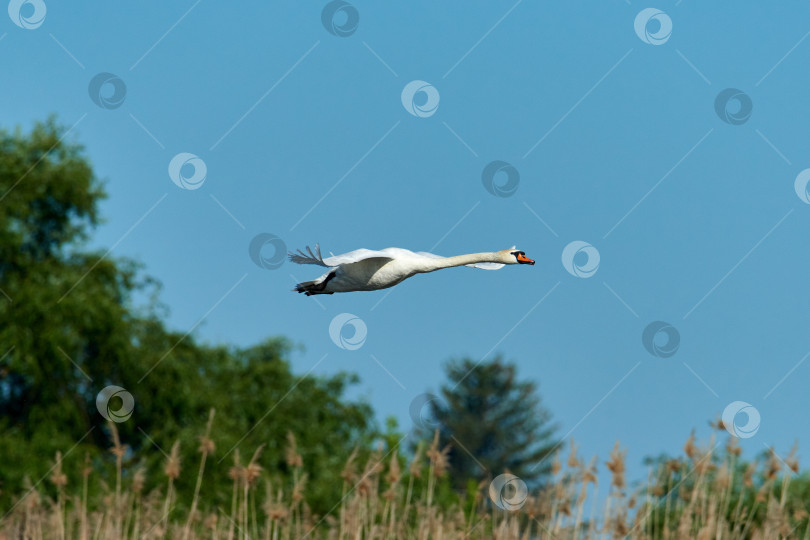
426, 356, 558, 490
0, 120, 378, 514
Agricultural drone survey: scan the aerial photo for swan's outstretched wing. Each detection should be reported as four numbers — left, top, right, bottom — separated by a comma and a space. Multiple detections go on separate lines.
289, 245, 396, 267
290, 245, 508, 269
414, 251, 506, 270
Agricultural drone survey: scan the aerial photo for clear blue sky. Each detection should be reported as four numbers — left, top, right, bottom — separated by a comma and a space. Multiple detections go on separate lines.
4, 1, 810, 489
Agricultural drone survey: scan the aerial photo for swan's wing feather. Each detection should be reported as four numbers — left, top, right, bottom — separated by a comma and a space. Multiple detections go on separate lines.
415, 251, 505, 270
414, 251, 442, 260
289, 245, 395, 267
289, 244, 329, 266
322, 248, 395, 266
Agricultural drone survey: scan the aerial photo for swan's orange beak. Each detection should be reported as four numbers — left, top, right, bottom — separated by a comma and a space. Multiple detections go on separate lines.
516, 253, 535, 265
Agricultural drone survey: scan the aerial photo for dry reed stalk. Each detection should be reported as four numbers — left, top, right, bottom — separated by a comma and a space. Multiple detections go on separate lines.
245, 446, 264, 540
48, 451, 67, 540
79, 452, 91, 540
161, 440, 182, 538
382, 451, 401, 539
107, 421, 127, 538
339, 445, 359, 540
603, 441, 627, 538
182, 408, 216, 540
285, 432, 303, 540
227, 449, 243, 540
403, 442, 422, 526
127, 467, 145, 540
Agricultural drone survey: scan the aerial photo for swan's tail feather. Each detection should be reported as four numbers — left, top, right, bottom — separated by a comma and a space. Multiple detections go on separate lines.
293, 278, 333, 296
293, 268, 336, 296
288, 244, 328, 266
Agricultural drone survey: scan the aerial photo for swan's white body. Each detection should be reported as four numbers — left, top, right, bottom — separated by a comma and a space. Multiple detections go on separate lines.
289, 245, 534, 295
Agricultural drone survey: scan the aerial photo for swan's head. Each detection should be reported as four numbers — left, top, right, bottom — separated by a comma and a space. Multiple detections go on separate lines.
500, 248, 535, 265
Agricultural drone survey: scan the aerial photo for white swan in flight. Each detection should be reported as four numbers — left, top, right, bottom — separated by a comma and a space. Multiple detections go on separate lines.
289, 245, 535, 295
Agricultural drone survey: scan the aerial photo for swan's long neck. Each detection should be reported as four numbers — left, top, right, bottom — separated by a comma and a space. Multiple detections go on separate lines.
419, 252, 501, 272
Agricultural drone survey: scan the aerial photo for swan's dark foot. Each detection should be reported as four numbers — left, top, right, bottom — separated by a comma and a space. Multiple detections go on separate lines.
294, 270, 336, 295
303, 289, 333, 296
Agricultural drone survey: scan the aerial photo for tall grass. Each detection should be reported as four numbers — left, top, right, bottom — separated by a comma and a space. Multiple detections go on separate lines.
1, 414, 807, 539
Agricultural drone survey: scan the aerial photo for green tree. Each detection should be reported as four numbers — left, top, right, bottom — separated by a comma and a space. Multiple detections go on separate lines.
427, 356, 557, 490
0, 117, 134, 460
